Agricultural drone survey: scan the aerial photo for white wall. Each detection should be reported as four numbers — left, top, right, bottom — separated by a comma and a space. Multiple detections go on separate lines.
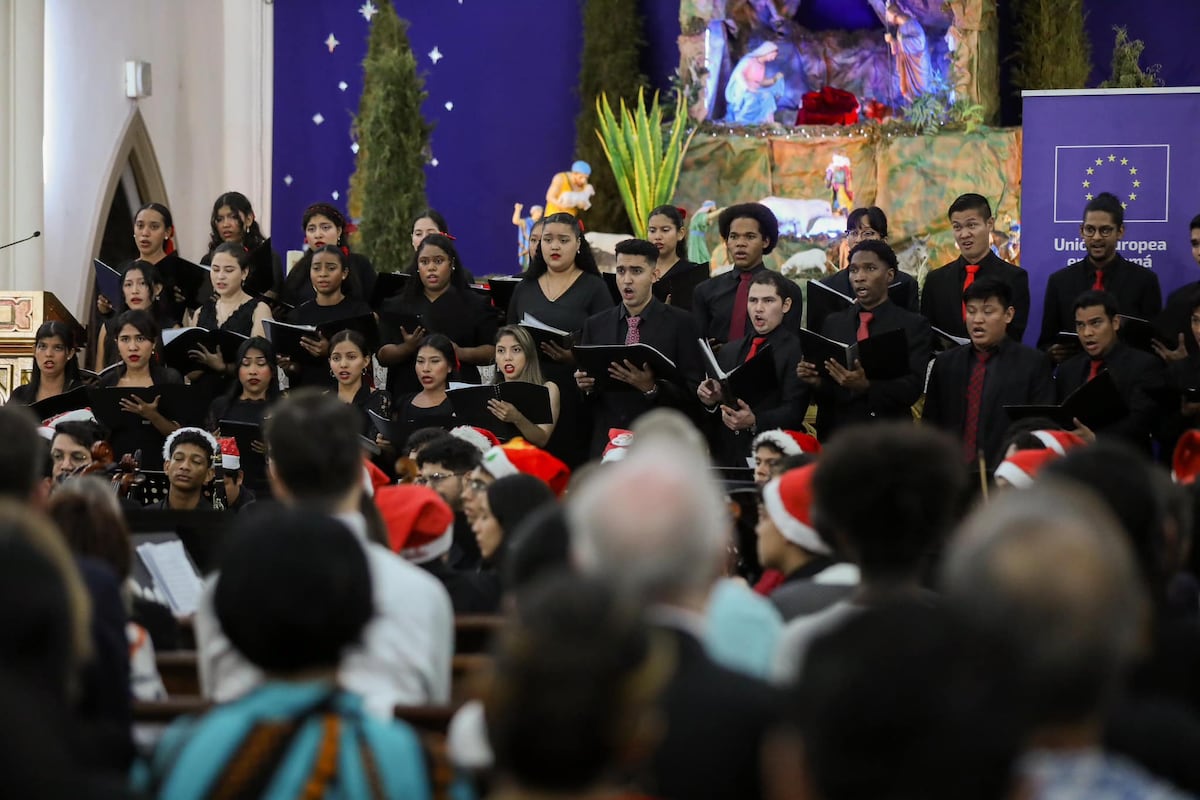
19, 0, 273, 318
0, 0, 45, 290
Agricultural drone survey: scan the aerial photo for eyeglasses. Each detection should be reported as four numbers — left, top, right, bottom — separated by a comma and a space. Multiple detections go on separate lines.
466, 478, 490, 493
1082, 225, 1117, 237
846, 228, 881, 240
414, 471, 466, 486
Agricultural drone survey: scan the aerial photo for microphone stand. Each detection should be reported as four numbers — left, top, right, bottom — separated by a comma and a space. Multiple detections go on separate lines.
0, 231, 41, 251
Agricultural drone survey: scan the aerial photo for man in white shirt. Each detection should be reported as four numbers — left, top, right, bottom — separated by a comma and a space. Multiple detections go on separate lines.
194, 390, 454, 718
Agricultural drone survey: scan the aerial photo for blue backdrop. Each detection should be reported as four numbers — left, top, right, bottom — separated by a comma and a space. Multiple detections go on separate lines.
272, 1, 583, 277
1020, 89, 1200, 344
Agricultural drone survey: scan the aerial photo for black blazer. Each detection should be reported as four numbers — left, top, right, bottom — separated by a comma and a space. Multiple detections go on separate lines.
808, 268, 920, 335
692, 263, 805, 343
921, 252, 1030, 341
923, 337, 1054, 471
704, 327, 809, 467
812, 300, 932, 439
578, 298, 704, 456
1038, 254, 1162, 349
1056, 341, 1165, 450
648, 626, 781, 800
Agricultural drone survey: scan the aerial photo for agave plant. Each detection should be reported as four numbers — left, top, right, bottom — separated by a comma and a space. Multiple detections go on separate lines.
595, 88, 697, 239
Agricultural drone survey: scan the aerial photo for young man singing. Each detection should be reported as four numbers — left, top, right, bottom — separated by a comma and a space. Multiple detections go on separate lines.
575, 238, 703, 457
697, 270, 809, 467
798, 239, 932, 440
924, 279, 1054, 474
921, 193, 1030, 341
692, 202, 804, 344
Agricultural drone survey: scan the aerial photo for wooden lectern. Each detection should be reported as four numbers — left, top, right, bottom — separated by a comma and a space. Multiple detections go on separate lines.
0, 292, 85, 403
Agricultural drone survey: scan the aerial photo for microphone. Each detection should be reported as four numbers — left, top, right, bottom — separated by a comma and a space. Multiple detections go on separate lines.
0, 231, 41, 251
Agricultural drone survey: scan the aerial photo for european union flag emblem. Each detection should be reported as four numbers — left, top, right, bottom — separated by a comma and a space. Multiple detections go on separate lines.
1053, 144, 1170, 223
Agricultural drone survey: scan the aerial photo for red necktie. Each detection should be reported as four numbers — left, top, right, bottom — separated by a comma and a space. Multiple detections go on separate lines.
727, 271, 754, 341
961, 264, 980, 320
856, 310, 874, 342
1088, 358, 1104, 381
1092, 269, 1105, 291
625, 315, 641, 345
745, 336, 766, 362
962, 349, 992, 463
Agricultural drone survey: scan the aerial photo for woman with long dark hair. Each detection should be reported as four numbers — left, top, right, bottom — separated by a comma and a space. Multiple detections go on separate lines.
506, 212, 612, 467
94, 261, 178, 371
328, 329, 391, 437
8, 322, 83, 406
198, 191, 283, 300
96, 309, 183, 461
647, 204, 708, 311
279, 203, 377, 308
207, 337, 280, 495
378, 233, 495, 397
392, 334, 458, 427
282, 245, 374, 390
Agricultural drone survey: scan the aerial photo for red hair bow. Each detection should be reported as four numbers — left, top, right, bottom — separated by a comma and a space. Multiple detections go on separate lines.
678, 206, 688, 220
439, 230, 457, 241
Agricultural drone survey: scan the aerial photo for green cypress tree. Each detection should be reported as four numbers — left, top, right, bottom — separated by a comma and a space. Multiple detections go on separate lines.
1010, 0, 1092, 92
349, 0, 433, 271
1100, 26, 1161, 89
575, 0, 648, 232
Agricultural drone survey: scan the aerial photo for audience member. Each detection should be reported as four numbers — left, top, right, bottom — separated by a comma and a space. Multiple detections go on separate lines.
416, 432, 485, 568
136, 511, 432, 798
195, 390, 454, 716
569, 437, 780, 800
773, 423, 965, 682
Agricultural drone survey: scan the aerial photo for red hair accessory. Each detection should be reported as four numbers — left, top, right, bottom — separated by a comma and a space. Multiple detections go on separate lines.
340, 245, 350, 256
677, 206, 688, 220
577, 218, 586, 233
438, 231, 457, 241
344, 221, 359, 235
164, 239, 176, 256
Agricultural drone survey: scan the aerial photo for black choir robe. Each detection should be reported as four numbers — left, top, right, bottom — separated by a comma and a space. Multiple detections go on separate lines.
1038, 254, 1162, 349
578, 298, 704, 456
923, 337, 1054, 471
921, 252, 1030, 341
692, 263, 805, 344
703, 326, 809, 467
811, 300, 932, 439
1056, 341, 1165, 451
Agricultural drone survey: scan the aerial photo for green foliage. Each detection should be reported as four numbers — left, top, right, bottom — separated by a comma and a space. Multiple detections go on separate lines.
575, 0, 648, 232
1010, 0, 1092, 91
348, 1, 433, 271
595, 89, 697, 239
1100, 26, 1162, 89
900, 73, 985, 135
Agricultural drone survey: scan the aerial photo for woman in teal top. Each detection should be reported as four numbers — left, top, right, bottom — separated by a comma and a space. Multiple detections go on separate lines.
133, 511, 431, 799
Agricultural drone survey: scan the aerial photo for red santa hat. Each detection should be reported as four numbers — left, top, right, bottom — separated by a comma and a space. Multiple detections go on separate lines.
217, 437, 240, 471
601, 428, 634, 463
375, 484, 455, 564
450, 425, 501, 454
361, 458, 391, 497
1031, 429, 1086, 456
37, 408, 98, 440
994, 448, 1060, 488
752, 428, 821, 457
761, 464, 831, 555
1172, 430, 1200, 485
480, 439, 571, 495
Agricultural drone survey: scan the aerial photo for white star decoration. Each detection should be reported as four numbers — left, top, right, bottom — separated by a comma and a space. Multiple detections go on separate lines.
431, 158, 440, 167
359, 1, 378, 22
338, 81, 348, 92
428, 46, 443, 64
283, 175, 293, 186
444, 101, 454, 111
351, 142, 360, 154
324, 33, 340, 53
332, 191, 340, 200
312, 112, 325, 125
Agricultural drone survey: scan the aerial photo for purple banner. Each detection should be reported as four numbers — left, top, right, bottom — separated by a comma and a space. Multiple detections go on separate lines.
1021, 89, 1200, 344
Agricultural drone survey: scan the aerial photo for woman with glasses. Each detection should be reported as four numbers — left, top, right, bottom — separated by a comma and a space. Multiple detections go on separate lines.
506, 212, 612, 467
378, 233, 496, 398
808, 206, 918, 335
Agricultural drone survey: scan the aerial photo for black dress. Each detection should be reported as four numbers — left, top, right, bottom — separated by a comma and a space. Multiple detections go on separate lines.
344, 384, 392, 438
652, 259, 708, 312
191, 297, 261, 406
96, 363, 184, 465
7, 377, 83, 407
207, 395, 275, 495
380, 287, 498, 396
505, 273, 613, 467
279, 251, 377, 310
285, 297, 374, 390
